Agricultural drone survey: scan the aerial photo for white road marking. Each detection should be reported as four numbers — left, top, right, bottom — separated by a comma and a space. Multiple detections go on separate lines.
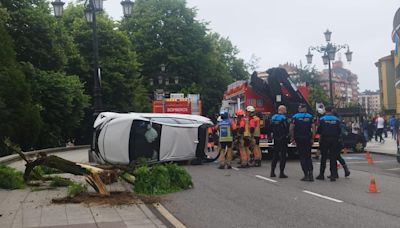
255, 175, 278, 183
302, 190, 343, 203
387, 167, 400, 171
232, 167, 240, 171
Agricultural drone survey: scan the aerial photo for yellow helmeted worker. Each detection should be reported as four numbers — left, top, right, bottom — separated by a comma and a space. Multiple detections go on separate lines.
236, 109, 250, 168
247, 105, 262, 167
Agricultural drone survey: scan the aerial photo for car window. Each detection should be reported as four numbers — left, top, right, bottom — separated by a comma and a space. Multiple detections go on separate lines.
129, 120, 162, 162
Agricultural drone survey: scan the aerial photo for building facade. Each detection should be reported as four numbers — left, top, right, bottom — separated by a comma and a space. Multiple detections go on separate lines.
358, 90, 381, 116
319, 61, 359, 107
375, 52, 398, 115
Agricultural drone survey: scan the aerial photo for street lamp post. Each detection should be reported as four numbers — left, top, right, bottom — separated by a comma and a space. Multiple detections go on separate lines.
51, 0, 134, 116
305, 29, 353, 106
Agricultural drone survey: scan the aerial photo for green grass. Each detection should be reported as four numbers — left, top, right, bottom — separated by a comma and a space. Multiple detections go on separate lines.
67, 182, 87, 197
34, 165, 63, 175
0, 165, 25, 189
134, 163, 192, 195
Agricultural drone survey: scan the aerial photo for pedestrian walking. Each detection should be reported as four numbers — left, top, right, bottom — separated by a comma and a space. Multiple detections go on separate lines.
217, 112, 237, 169
389, 115, 397, 139
290, 104, 316, 181
375, 114, 385, 143
316, 106, 342, 181
270, 105, 289, 178
247, 105, 262, 167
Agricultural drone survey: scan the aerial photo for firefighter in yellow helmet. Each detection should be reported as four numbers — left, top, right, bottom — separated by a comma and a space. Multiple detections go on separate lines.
247, 105, 262, 167
236, 109, 250, 168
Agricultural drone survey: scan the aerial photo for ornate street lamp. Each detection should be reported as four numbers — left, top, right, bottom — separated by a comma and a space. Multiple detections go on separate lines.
306, 50, 313, 64
305, 29, 353, 106
52, 0, 135, 116
322, 54, 329, 65
158, 75, 163, 85
84, 8, 94, 23
345, 48, 353, 62
174, 76, 179, 85
51, 0, 65, 17
324, 29, 332, 42
93, 0, 104, 11
121, 0, 134, 17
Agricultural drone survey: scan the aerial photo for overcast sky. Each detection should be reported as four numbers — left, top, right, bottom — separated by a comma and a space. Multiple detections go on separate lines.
95, 0, 399, 91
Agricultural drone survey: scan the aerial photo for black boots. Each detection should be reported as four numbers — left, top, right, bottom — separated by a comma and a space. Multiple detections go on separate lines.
343, 165, 350, 177
308, 171, 314, 182
316, 173, 325, 180
279, 172, 288, 178
301, 171, 314, 181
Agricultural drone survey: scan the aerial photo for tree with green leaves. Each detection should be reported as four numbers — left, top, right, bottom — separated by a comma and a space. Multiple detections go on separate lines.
0, 7, 41, 154
294, 64, 329, 112
121, 0, 248, 116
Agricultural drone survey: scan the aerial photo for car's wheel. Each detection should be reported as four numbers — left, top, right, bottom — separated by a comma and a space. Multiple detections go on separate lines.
203, 149, 220, 162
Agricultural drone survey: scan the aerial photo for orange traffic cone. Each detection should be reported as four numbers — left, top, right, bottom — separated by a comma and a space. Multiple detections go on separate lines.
365, 151, 370, 159
368, 176, 378, 193
367, 155, 374, 165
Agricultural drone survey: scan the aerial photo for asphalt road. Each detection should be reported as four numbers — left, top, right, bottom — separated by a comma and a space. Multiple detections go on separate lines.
164, 153, 400, 228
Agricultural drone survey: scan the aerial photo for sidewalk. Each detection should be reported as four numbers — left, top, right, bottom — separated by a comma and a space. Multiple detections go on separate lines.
0, 187, 166, 228
0, 150, 168, 228
365, 136, 398, 156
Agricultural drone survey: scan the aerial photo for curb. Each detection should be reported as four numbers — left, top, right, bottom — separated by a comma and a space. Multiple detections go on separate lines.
0, 145, 90, 165
368, 151, 398, 157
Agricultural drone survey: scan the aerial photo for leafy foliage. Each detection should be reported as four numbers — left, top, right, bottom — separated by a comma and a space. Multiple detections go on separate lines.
0, 165, 25, 189
50, 176, 74, 187
134, 163, 192, 195
67, 182, 88, 197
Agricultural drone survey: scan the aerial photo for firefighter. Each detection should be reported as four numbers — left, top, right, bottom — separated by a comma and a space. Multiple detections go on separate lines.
290, 104, 316, 181
316, 106, 342, 181
237, 109, 250, 168
270, 105, 289, 178
247, 105, 262, 167
217, 112, 237, 169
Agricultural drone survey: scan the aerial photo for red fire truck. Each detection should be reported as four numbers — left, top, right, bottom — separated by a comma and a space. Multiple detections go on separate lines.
221, 68, 319, 156
152, 93, 202, 115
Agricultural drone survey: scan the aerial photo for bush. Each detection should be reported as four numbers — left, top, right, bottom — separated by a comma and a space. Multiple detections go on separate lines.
165, 163, 193, 190
67, 182, 87, 197
0, 165, 25, 189
50, 176, 73, 187
134, 163, 192, 195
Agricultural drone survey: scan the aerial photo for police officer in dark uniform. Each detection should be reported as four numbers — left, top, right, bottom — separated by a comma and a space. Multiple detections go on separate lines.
316, 106, 342, 181
290, 104, 315, 181
270, 105, 289, 178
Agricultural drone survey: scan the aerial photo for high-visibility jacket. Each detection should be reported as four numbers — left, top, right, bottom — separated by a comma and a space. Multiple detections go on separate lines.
218, 119, 236, 142
241, 118, 250, 137
250, 116, 261, 137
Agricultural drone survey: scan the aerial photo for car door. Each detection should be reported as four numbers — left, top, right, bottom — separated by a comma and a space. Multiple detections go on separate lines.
159, 124, 201, 162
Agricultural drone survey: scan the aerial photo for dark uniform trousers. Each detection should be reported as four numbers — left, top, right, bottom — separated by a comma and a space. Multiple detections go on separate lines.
319, 137, 340, 177
272, 138, 288, 172
296, 137, 313, 173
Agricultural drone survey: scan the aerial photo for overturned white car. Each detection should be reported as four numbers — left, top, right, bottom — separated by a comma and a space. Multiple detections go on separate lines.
89, 112, 214, 164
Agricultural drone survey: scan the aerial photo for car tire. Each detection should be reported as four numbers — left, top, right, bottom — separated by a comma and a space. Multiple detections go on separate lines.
353, 142, 364, 153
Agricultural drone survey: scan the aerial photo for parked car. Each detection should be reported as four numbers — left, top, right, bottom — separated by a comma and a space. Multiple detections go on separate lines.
89, 112, 214, 165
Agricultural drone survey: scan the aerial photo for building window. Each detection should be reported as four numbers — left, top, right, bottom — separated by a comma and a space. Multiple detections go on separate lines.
256, 99, 263, 107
